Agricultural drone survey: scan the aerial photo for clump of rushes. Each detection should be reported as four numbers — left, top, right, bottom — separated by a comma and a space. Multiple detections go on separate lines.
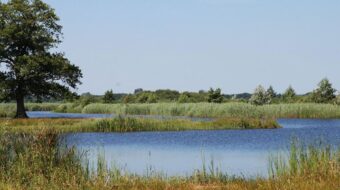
0, 129, 86, 189
268, 141, 340, 190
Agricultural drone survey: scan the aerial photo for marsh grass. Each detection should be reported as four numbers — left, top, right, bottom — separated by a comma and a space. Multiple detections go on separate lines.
269, 140, 339, 178
0, 130, 338, 189
0, 116, 280, 133
0, 103, 60, 118
81, 103, 340, 119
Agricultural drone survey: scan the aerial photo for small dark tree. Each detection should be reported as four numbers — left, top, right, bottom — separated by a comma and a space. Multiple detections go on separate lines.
134, 88, 143, 94
208, 88, 223, 103
311, 78, 336, 103
136, 92, 150, 103
103, 90, 115, 103
0, 0, 82, 118
266, 85, 277, 103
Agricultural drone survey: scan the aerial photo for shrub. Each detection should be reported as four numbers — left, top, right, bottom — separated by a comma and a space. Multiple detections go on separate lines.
250, 85, 268, 105
208, 88, 223, 103
103, 90, 115, 103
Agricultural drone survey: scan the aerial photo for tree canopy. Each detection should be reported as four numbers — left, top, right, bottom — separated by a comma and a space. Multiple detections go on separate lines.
311, 78, 336, 103
249, 85, 268, 105
207, 88, 223, 103
283, 85, 296, 102
0, 0, 82, 118
266, 85, 277, 103
103, 90, 115, 103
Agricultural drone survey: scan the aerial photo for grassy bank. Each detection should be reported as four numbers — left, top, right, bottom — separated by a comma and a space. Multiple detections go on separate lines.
0, 129, 338, 190
1, 102, 340, 119
0, 117, 280, 133
79, 103, 340, 119
0, 103, 60, 117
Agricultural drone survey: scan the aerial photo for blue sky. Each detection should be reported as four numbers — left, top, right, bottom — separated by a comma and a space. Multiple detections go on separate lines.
45, 0, 340, 94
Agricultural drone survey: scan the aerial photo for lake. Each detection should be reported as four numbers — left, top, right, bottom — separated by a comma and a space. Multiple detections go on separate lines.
29, 112, 340, 177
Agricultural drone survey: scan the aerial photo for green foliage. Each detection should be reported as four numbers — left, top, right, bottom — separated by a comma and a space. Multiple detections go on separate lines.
207, 88, 223, 103
178, 93, 190, 103
336, 94, 340, 105
0, 0, 82, 117
250, 85, 268, 105
147, 93, 158, 103
283, 85, 296, 102
136, 93, 149, 103
123, 94, 135, 104
154, 89, 180, 102
311, 78, 336, 103
134, 88, 144, 94
266, 86, 277, 103
103, 90, 115, 103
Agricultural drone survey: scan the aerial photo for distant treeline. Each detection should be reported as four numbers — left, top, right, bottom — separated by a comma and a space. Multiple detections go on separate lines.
71, 78, 340, 105
4, 78, 339, 105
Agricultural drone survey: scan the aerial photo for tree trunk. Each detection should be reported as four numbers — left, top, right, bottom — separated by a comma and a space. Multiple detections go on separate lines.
15, 94, 28, 118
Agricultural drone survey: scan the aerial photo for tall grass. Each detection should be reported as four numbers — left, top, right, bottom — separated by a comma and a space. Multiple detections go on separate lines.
0, 117, 280, 133
81, 116, 279, 132
269, 140, 339, 178
0, 103, 60, 117
0, 130, 339, 189
81, 103, 340, 119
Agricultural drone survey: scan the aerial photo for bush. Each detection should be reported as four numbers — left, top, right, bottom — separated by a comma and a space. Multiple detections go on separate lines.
250, 85, 268, 105
103, 90, 115, 103
208, 88, 223, 103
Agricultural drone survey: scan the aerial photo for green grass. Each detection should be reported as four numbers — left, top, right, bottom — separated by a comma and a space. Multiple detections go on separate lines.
0, 116, 280, 133
0, 129, 338, 190
0, 103, 60, 117
77, 102, 340, 119
2, 102, 340, 119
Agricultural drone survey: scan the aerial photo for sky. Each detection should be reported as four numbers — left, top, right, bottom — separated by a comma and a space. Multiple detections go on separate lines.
44, 0, 340, 95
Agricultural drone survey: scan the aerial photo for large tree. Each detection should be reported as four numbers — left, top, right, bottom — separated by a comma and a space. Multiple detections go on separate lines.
0, 0, 82, 118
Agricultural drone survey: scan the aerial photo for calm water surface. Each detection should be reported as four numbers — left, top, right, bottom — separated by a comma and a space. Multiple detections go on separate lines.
58, 115, 340, 177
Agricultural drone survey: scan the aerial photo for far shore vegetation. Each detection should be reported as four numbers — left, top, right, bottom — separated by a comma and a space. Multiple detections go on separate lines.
0, 78, 340, 120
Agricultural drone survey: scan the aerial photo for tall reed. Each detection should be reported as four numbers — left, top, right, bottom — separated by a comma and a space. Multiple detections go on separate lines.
81, 103, 340, 119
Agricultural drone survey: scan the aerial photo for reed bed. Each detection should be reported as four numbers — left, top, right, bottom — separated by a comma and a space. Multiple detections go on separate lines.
81, 103, 340, 119
0, 117, 280, 133
0, 129, 338, 190
0, 103, 60, 117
